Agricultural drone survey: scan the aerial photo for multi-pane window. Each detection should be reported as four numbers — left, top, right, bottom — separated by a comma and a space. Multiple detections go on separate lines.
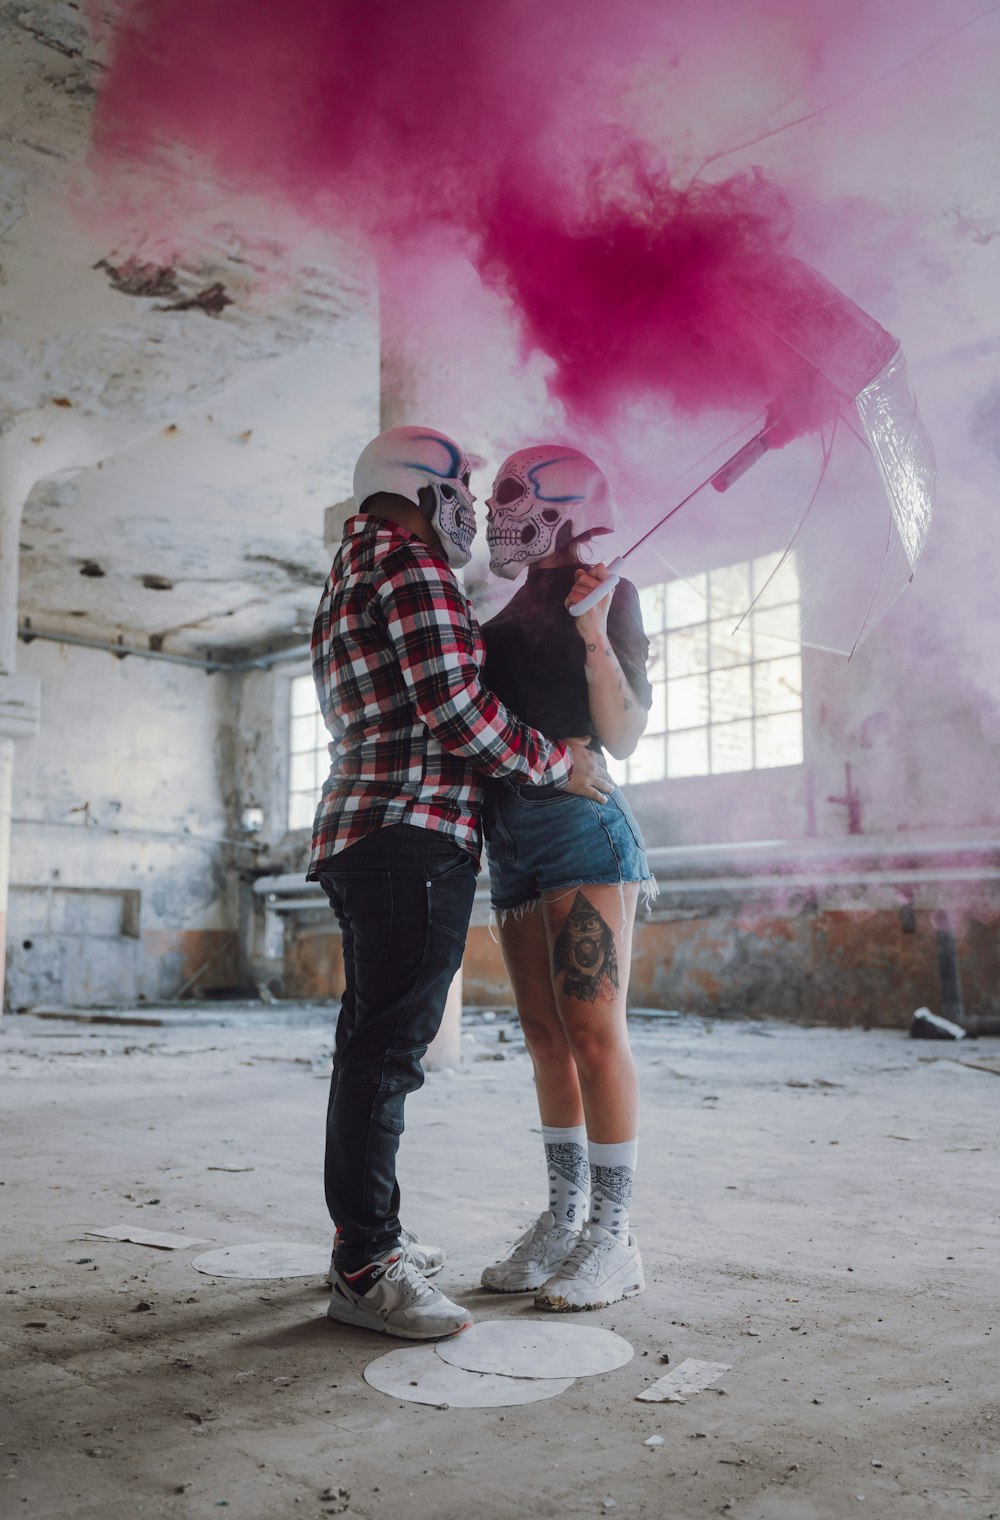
288, 673, 328, 830
619, 552, 804, 783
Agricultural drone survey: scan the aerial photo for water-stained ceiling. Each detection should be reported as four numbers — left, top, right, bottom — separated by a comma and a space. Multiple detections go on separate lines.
1, 1, 379, 659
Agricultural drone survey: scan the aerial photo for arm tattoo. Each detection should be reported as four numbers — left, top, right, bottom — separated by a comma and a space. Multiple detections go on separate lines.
552, 891, 620, 1002
615, 670, 634, 710
586, 642, 597, 652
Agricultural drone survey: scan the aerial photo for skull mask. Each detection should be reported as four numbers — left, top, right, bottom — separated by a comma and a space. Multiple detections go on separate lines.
352, 425, 476, 569
486, 446, 615, 580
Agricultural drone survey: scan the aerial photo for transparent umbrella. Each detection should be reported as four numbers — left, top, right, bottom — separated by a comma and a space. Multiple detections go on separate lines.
572, 255, 936, 659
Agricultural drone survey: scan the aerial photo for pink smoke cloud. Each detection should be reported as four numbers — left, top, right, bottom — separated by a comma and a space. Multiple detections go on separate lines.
90, 0, 902, 443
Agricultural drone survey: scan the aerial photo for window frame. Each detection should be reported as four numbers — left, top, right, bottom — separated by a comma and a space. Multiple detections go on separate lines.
618, 554, 805, 785
286, 670, 328, 833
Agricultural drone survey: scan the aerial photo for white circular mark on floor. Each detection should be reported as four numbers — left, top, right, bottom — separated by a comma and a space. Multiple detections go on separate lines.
364, 1344, 574, 1407
191, 1242, 327, 1279
436, 1319, 633, 1378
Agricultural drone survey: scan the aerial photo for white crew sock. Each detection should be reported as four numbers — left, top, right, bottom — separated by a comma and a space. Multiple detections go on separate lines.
541, 1123, 590, 1229
588, 1138, 638, 1240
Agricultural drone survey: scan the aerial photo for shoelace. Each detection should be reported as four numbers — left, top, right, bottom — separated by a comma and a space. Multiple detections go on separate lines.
510, 1218, 557, 1262
556, 1227, 601, 1275
383, 1252, 435, 1300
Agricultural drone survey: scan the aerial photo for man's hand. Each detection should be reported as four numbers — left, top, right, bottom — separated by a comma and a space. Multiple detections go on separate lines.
563, 737, 614, 802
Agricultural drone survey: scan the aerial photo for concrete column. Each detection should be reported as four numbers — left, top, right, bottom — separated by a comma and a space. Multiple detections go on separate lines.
0, 426, 36, 1016
378, 359, 466, 1070
0, 737, 13, 1005
423, 970, 463, 1071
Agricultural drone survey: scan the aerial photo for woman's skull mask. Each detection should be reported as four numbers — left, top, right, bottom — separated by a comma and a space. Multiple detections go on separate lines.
486, 446, 615, 580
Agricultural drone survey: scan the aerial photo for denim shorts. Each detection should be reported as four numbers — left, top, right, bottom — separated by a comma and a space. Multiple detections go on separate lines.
486, 780, 656, 917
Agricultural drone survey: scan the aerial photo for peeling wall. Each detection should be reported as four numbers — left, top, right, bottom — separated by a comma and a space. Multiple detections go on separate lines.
4, 640, 242, 1008
269, 574, 1000, 1029
279, 906, 1000, 1033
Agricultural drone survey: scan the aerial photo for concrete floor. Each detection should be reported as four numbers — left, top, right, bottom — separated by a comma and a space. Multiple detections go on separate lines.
2, 1005, 998, 1520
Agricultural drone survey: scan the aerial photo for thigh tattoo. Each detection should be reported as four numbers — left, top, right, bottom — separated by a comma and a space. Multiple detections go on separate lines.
552, 891, 620, 1003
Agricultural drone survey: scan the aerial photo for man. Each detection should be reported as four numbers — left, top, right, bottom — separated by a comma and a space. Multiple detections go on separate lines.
308, 425, 613, 1341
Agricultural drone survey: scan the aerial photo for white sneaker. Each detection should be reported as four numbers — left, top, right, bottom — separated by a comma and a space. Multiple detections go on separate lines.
326, 1225, 445, 1285
480, 1210, 582, 1293
327, 1250, 472, 1340
534, 1223, 645, 1311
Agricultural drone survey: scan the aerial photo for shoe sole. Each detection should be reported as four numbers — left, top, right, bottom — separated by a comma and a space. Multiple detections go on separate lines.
326, 1298, 473, 1340
535, 1262, 646, 1313
480, 1273, 553, 1293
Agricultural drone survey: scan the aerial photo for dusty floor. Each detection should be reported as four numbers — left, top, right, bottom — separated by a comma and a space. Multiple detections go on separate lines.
1, 1004, 998, 1520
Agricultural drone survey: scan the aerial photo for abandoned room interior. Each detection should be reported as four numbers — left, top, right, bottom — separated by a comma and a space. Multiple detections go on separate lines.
2, 3, 998, 1518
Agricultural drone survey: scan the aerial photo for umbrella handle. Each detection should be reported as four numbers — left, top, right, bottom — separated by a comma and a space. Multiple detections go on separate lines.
710, 426, 774, 492
568, 556, 626, 618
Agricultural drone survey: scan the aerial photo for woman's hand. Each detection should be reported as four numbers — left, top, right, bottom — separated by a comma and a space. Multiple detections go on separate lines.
565, 563, 612, 644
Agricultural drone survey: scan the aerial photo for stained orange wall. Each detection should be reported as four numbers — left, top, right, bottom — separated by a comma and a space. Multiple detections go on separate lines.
282, 907, 1000, 1031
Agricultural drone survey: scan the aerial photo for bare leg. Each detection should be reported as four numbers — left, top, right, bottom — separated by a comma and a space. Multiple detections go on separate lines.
497, 904, 583, 1128
481, 904, 591, 1291
541, 883, 640, 1143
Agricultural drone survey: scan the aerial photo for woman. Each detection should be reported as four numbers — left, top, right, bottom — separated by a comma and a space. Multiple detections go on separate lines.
479, 444, 656, 1311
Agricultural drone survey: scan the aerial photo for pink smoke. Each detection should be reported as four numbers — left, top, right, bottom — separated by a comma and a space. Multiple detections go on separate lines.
90, 0, 897, 439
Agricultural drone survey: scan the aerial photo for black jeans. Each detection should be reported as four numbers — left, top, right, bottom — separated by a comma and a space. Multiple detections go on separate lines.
317, 827, 477, 1271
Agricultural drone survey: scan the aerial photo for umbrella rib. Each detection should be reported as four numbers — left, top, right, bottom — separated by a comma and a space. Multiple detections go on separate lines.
848, 513, 897, 660
687, 3, 1000, 184
732, 420, 836, 638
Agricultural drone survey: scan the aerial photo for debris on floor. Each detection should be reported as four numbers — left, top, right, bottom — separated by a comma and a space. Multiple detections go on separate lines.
85, 1225, 211, 1250
637, 1358, 731, 1403
909, 1007, 966, 1041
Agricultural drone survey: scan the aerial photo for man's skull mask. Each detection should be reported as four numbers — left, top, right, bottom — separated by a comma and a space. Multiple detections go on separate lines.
486, 446, 615, 580
352, 425, 476, 569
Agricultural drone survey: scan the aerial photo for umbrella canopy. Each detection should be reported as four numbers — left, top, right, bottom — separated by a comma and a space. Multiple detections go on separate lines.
573, 255, 936, 658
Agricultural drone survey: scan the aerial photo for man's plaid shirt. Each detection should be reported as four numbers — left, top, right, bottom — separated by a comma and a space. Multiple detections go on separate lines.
306, 516, 573, 874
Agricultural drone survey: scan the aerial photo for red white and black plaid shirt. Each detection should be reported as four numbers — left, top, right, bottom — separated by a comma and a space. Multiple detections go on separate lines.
306, 516, 573, 874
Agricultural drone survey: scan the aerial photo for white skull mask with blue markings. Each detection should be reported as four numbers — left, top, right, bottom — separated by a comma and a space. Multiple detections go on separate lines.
352, 425, 476, 569
486, 446, 615, 580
